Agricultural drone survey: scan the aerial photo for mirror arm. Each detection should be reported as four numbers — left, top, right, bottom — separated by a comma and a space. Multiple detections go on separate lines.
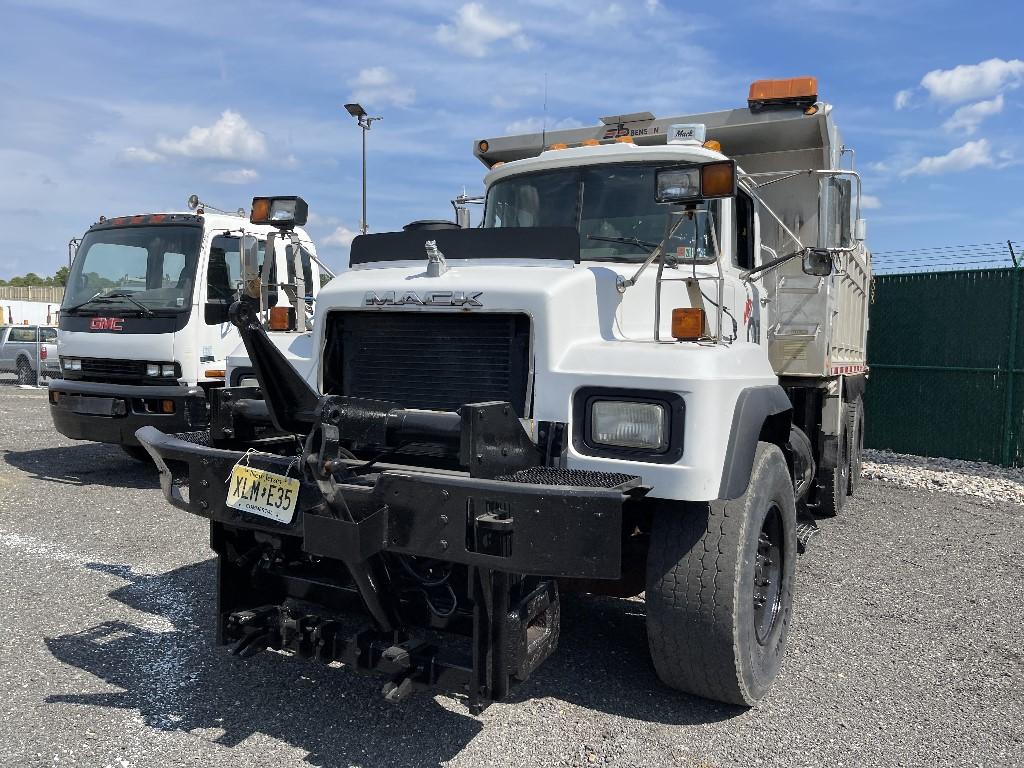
741, 248, 804, 282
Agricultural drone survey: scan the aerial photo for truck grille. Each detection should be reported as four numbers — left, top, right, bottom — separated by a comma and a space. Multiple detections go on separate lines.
67, 358, 178, 385
323, 311, 532, 416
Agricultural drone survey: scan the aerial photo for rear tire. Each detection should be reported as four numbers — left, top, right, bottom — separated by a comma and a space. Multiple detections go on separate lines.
818, 406, 848, 517
645, 442, 797, 706
846, 399, 864, 496
121, 445, 151, 463
16, 359, 36, 386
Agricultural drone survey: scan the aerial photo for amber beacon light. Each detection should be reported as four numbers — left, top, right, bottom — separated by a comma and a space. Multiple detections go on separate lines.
747, 77, 818, 111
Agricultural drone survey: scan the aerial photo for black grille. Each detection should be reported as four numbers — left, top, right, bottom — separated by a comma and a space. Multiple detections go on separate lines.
323, 311, 531, 415
68, 358, 178, 385
494, 467, 641, 490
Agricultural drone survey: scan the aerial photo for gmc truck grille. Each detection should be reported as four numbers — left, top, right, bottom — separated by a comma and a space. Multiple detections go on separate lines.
322, 311, 532, 416
65, 358, 178, 385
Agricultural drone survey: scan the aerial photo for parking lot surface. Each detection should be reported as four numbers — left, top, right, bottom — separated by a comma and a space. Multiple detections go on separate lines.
0, 384, 1021, 767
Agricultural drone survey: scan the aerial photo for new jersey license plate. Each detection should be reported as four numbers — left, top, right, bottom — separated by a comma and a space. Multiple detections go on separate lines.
226, 465, 300, 524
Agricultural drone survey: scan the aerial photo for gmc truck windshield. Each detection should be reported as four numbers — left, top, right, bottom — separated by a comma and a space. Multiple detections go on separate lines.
63, 225, 203, 313
483, 164, 718, 263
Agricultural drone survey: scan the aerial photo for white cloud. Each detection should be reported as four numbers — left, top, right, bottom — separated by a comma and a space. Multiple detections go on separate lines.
213, 168, 259, 184
155, 110, 267, 161
860, 194, 882, 210
942, 94, 1004, 135
436, 3, 529, 58
894, 89, 913, 110
348, 67, 415, 108
120, 146, 164, 163
503, 116, 584, 134
645, 0, 660, 10
902, 139, 995, 176
920, 58, 1024, 104
323, 225, 357, 248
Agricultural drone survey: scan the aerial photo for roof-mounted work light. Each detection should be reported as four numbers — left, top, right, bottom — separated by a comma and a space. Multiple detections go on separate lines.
655, 160, 736, 204
250, 196, 309, 228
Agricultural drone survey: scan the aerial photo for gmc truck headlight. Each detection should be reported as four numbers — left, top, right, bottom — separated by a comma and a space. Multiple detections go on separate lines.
573, 388, 685, 463
146, 363, 160, 377
591, 401, 666, 450
62, 357, 81, 371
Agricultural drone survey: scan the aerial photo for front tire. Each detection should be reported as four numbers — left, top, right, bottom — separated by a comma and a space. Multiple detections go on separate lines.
645, 442, 797, 706
16, 359, 36, 386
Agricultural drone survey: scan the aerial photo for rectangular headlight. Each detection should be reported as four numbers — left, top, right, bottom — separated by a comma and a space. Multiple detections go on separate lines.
591, 401, 667, 451
161, 364, 176, 377
68, 358, 82, 371
146, 363, 160, 377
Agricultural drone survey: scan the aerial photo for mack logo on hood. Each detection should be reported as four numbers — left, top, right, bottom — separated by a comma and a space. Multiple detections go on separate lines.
90, 317, 124, 331
364, 290, 482, 307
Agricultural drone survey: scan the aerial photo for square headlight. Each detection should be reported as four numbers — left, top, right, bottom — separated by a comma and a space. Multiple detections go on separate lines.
590, 400, 667, 451
146, 363, 160, 377
161, 364, 176, 377
65, 358, 82, 371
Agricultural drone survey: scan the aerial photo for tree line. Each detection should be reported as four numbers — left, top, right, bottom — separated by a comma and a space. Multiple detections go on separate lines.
0, 267, 70, 288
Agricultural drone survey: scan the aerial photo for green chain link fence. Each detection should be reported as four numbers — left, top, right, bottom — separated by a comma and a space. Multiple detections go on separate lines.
864, 257, 1024, 466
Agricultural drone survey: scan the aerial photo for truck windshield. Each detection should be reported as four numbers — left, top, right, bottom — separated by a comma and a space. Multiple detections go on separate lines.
63, 225, 203, 312
483, 164, 720, 263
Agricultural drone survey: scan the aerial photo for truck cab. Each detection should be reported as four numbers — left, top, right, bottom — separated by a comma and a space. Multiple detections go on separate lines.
49, 201, 322, 457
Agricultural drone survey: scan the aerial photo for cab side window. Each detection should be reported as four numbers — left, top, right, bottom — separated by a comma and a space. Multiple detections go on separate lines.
733, 192, 755, 270
39, 327, 57, 343
206, 237, 271, 301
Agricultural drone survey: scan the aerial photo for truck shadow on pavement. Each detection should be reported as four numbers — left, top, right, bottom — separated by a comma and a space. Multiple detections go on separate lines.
44, 561, 736, 767
2, 442, 159, 489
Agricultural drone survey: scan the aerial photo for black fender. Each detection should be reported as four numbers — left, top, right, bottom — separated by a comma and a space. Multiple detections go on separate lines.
843, 373, 868, 404
718, 385, 793, 499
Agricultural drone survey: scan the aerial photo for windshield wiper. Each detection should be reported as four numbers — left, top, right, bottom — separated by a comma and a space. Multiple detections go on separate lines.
586, 234, 660, 252
65, 291, 156, 317
102, 291, 157, 317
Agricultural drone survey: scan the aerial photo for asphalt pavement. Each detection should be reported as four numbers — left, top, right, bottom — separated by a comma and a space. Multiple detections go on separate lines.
0, 384, 1021, 767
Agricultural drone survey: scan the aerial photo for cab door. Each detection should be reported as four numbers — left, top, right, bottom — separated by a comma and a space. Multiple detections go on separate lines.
199, 234, 270, 380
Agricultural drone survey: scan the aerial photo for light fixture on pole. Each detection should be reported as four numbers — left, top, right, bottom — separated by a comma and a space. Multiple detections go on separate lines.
344, 103, 382, 235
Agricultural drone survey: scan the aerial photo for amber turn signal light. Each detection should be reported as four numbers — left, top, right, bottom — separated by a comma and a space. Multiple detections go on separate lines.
268, 306, 291, 331
672, 308, 705, 341
701, 161, 736, 198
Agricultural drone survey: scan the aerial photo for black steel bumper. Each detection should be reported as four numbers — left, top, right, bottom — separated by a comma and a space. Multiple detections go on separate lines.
136, 426, 634, 580
49, 380, 209, 446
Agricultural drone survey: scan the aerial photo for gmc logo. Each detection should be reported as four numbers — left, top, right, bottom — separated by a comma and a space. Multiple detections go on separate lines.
364, 290, 483, 307
90, 317, 124, 331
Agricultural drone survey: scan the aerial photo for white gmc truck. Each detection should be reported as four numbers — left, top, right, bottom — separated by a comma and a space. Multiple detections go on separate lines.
49, 197, 326, 460
137, 77, 871, 711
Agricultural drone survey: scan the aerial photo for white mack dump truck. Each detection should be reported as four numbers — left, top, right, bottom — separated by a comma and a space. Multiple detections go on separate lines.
137, 77, 871, 710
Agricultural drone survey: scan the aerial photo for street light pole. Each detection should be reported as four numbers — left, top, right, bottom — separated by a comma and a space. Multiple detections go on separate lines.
344, 103, 382, 235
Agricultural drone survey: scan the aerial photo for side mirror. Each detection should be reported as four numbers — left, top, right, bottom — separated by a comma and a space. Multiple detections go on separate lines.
204, 301, 230, 325
802, 248, 833, 277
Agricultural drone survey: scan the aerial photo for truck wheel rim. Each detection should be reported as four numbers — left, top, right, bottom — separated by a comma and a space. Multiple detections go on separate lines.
753, 505, 784, 644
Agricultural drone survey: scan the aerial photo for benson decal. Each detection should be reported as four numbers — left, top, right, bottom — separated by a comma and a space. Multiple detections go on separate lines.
364, 291, 483, 307
89, 317, 124, 331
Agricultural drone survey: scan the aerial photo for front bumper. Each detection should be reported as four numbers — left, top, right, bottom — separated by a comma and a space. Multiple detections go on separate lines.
49, 380, 209, 446
137, 426, 636, 580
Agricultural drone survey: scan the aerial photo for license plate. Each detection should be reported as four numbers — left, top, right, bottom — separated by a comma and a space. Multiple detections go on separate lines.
226, 465, 300, 524
67, 395, 126, 416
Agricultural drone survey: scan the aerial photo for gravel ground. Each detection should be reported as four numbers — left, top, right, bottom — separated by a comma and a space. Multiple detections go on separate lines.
863, 449, 1024, 505
0, 385, 1021, 768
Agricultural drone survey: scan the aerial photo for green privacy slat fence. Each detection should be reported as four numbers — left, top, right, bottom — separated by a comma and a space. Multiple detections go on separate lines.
864, 267, 1024, 466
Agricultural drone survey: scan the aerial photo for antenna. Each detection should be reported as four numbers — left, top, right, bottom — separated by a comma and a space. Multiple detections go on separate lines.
542, 72, 548, 148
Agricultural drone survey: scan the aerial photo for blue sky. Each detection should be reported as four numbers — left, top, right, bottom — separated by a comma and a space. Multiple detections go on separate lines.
2, 0, 1022, 278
